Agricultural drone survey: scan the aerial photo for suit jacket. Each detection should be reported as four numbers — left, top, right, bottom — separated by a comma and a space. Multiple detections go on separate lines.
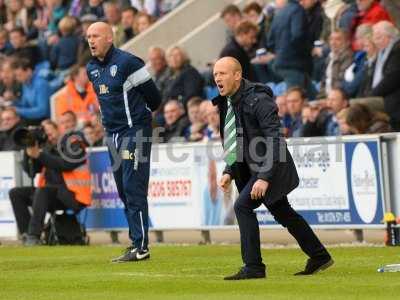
372, 39, 400, 122
212, 79, 299, 205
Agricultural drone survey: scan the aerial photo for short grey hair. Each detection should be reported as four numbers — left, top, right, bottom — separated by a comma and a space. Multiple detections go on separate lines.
373, 21, 400, 39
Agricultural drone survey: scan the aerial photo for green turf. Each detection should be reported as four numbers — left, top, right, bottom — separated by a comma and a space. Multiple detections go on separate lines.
0, 245, 399, 300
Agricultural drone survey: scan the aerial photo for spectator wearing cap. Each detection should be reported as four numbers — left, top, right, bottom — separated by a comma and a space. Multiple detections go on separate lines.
80, 0, 104, 20
220, 4, 242, 43
320, 29, 353, 97
53, 64, 99, 126
267, 0, 315, 98
164, 46, 204, 108
350, 0, 392, 50
121, 6, 138, 42
0, 107, 23, 151
104, 1, 125, 47
220, 20, 258, 82
371, 21, 400, 131
12, 59, 51, 125
50, 16, 80, 71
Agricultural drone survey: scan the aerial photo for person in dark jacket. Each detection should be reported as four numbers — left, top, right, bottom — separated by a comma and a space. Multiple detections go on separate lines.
160, 99, 190, 143
220, 20, 258, 82
267, 0, 315, 98
0, 107, 23, 151
8, 120, 89, 245
371, 21, 400, 131
8, 27, 43, 68
213, 57, 333, 280
164, 46, 204, 108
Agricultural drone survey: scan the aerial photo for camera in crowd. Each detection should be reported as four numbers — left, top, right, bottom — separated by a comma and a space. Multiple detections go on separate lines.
13, 126, 48, 148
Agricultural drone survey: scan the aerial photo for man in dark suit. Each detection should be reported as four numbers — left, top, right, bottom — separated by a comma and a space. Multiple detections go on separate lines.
371, 21, 400, 131
212, 57, 333, 280
220, 20, 258, 82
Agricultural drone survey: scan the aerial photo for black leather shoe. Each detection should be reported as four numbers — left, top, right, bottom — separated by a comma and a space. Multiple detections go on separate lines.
295, 256, 334, 275
224, 267, 266, 280
23, 235, 42, 246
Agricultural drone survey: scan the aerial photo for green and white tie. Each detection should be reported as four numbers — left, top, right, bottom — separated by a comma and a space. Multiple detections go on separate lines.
224, 97, 237, 166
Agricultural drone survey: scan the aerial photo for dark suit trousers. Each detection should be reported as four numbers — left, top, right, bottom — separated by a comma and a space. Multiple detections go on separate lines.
9, 186, 82, 236
234, 176, 329, 270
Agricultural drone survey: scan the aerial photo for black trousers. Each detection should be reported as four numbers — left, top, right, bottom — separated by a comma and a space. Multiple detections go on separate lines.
9, 186, 82, 237
234, 176, 329, 271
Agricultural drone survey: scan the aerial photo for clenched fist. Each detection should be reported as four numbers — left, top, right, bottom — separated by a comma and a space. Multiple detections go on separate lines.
219, 174, 232, 193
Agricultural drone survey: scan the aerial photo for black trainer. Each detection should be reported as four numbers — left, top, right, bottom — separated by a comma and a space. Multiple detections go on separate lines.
294, 256, 334, 275
224, 267, 266, 280
111, 246, 150, 263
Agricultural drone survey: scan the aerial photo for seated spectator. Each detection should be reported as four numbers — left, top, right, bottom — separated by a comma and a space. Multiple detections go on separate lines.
9, 119, 90, 246
267, 0, 315, 98
104, 1, 125, 47
80, 0, 104, 20
12, 58, 52, 125
343, 24, 377, 97
336, 106, 352, 134
83, 123, 103, 146
59, 110, 78, 133
325, 88, 349, 135
160, 99, 189, 143
243, 2, 271, 54
164, 46, 204, 108
220, 20, 258, 82
4, 0, 24, 32
345, 103, 391, 133
184, 97, 206, 142
50, 16, 80, 71
134, 12, 154, 35
220, 4, 242, 43
370, 21, 400, 131
8, 27, 43, 68
121, 6, 138, 42
275, 94, 291, 137
320, 29, 353, 97
203, 102, 220, 141
0, 58, 21, 108
0, 107, 23, 151
286, 87, 306, 137
300, 100, 331, 137
53, 64, 99, 125
350, 0, 392, 50
148, 46, 171, 104
0, 28, 12, 54
19, 0, 40, 41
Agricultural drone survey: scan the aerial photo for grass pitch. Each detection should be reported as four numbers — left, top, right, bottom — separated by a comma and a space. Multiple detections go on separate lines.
0, 244, 399, 300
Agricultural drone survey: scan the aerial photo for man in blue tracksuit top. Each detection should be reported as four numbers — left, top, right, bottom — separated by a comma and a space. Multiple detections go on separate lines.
86, 22, 161, 262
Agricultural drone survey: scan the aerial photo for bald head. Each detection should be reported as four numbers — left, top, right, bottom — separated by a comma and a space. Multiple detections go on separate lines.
213, 57, 242, 97
86, 22, 114, 60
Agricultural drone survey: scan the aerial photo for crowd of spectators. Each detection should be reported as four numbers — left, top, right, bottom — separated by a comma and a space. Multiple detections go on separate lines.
0, 0, 399, 152
0, 0, 184, 150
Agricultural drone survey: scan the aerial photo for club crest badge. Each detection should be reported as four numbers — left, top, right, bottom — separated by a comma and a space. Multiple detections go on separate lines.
110, 65, 117, 77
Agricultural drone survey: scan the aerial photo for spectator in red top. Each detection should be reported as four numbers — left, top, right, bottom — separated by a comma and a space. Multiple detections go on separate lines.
351, 0, 392, 50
